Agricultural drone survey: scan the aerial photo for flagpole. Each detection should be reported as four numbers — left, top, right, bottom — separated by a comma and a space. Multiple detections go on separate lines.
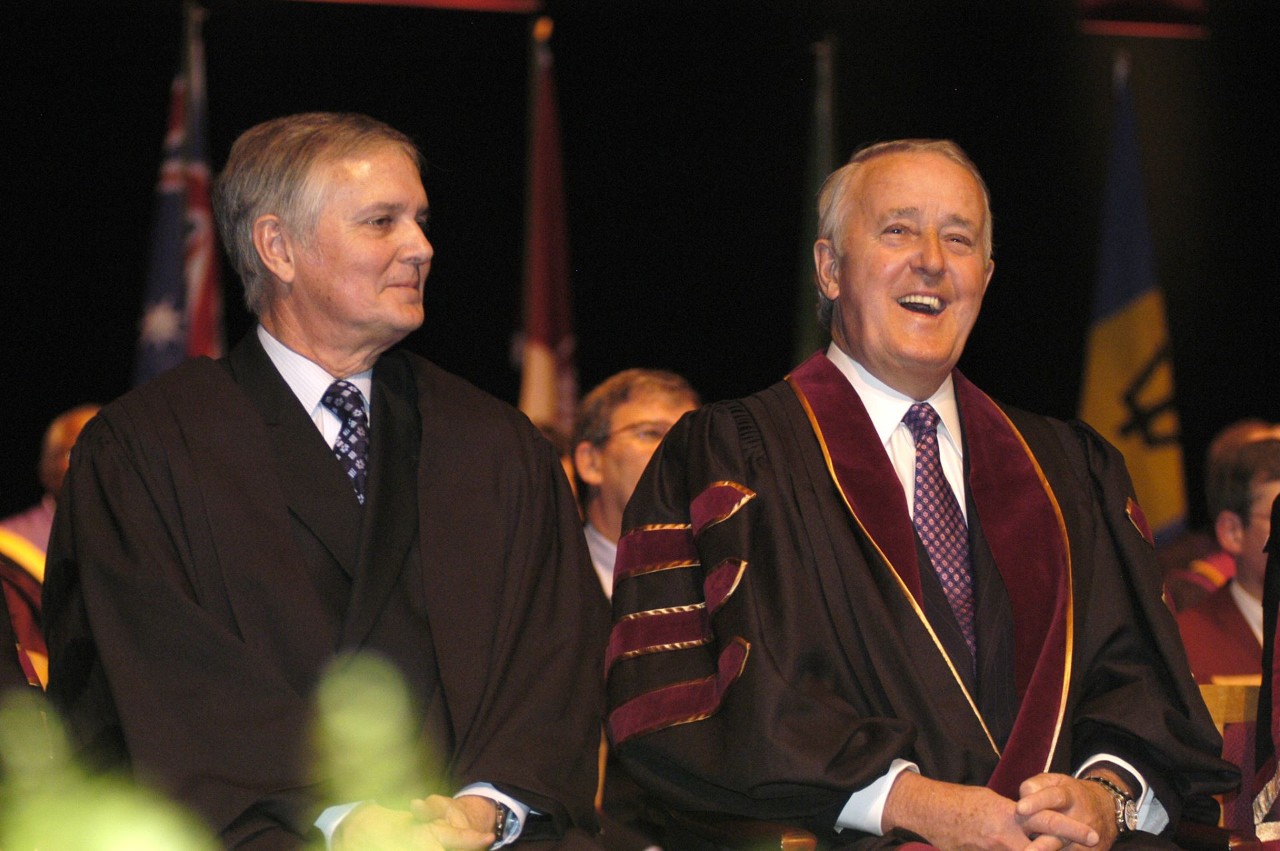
516, 16, 577, 437
791, 34, 836, 365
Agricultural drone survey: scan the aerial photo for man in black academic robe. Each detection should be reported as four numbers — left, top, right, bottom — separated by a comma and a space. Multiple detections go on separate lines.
606, 140, 1235, 850
44, 113, 607, 850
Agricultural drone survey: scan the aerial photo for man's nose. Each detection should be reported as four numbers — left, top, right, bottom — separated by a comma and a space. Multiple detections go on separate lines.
404, 225, 433, 266
914, 231, 944, 278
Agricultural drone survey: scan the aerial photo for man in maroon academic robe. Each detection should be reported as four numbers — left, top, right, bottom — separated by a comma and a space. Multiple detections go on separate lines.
1177, 438, 1280, 684
606, 140, 1234, 850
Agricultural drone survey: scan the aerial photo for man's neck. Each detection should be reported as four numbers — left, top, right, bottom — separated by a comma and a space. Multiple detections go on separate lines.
585, 500, 622, 543
259, 313, 387, 378
827, 335, 945, 402
1234, 569, 1264, 603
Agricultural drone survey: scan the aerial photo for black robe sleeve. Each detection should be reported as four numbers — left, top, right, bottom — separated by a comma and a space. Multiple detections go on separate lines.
44, 383, 326, 848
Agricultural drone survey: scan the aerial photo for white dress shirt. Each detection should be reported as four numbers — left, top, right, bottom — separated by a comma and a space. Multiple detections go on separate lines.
584, 521, 618, 599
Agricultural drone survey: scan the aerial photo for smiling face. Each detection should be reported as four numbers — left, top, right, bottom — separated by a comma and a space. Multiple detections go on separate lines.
259, 143, 432, 375
814, 150, 994, 399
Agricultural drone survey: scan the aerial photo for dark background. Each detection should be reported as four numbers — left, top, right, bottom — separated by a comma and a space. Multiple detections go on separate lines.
2, 0, 1277, 530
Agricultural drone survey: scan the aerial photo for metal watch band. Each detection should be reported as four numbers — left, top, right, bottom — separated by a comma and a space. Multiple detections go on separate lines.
1081, 775, 1137, 833
493, 801, 510, 842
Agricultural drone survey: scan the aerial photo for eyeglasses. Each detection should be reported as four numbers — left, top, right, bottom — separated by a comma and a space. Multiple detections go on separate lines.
601, 420, 676, 445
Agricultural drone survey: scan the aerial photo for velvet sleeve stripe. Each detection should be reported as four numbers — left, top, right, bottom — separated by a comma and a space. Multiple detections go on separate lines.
690, 481, 756, 537
606, 603, 709, 673
615, 525, 699, 587
1125, 496, 1155, 548
607, 638, 750, 745
705, 559, 747, 615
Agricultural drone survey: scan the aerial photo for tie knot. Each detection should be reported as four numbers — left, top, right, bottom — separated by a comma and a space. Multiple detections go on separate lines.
322, 380, 365, 421
903, 402, 940, 443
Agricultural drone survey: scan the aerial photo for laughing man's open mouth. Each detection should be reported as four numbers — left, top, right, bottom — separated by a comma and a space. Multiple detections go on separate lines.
898, 294, 943, 316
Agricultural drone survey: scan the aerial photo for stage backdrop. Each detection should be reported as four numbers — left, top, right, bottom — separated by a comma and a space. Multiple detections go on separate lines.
2, 0, 1278, 531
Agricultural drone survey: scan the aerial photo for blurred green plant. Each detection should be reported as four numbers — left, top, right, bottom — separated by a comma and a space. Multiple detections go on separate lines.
0, 688, 217, 851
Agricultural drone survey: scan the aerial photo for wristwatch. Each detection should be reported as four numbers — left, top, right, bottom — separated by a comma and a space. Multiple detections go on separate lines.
493, 801, 519, 844
1083, 775, 1138, 833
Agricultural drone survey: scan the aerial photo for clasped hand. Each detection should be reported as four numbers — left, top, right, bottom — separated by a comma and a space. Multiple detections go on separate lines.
334, 794, 497, 851
884, 771, 1119, 851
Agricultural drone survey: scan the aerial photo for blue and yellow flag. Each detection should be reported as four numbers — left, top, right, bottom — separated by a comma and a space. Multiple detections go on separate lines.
1079, 55, 1186, 543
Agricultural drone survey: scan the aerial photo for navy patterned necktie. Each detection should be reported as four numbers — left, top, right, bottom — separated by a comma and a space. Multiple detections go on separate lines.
902, 402, 976, 658
321, 380, 369, 505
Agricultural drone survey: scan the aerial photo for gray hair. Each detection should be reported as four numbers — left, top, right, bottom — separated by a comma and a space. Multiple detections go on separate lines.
212, 112, 422, 315
813, 139, 993, 330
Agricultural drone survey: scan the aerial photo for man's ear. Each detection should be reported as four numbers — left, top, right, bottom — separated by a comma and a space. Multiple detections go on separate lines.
253, 214, 297, 285
813, 239, 841, 301
574, 441, 604, 488
1214, 509, 1246, 556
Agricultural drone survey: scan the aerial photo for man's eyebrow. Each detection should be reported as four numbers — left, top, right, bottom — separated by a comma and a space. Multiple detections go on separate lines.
352, 201, 402, 216
352, 200, 429, 218
941, 213, 978, 231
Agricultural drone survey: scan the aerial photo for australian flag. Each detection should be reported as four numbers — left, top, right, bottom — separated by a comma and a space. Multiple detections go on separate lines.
133, 2, 223, 386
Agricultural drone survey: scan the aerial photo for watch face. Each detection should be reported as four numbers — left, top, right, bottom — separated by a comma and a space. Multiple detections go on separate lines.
1122, 799, 1139, 831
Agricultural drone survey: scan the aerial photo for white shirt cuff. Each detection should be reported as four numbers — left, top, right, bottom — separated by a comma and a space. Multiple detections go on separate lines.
456, 783, 531, 848
1076, 753, 1169, 834
315, 801, 365, 849
834, 759, 919, 835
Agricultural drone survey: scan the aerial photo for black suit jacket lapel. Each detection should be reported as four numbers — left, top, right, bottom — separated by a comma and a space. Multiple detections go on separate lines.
341, 350, 420, 647
226, 335, 363, 576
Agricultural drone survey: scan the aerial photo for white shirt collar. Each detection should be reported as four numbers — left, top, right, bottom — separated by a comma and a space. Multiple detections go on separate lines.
257, 325, 373, 421
824, 343, 963, 458
1229, 579, 1265, 646
583, 522, 617, 599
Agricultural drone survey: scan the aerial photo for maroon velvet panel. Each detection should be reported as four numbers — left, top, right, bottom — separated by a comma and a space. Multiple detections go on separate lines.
955, 372, 1069, 797
786, 354, 923, 603
1125, 496, 1155, 548
704, 559, 747, 615
690, 481, 756, 538
608, 638, 750, 745
615, 525, 699, 587
605, 606, 711, 675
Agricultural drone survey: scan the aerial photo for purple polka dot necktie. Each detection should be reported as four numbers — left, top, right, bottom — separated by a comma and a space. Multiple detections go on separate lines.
321, 380, 369, 505
903, 402, 976, 658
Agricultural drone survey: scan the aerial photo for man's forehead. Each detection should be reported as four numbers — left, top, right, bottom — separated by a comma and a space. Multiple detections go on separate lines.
611, 391, 696, 420
852, 152, 985, 215
1250, 477, 1280, 503
311, 148, 426, 205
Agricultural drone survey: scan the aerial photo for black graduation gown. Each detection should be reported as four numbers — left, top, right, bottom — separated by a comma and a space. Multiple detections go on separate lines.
44, 335, 608, 848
